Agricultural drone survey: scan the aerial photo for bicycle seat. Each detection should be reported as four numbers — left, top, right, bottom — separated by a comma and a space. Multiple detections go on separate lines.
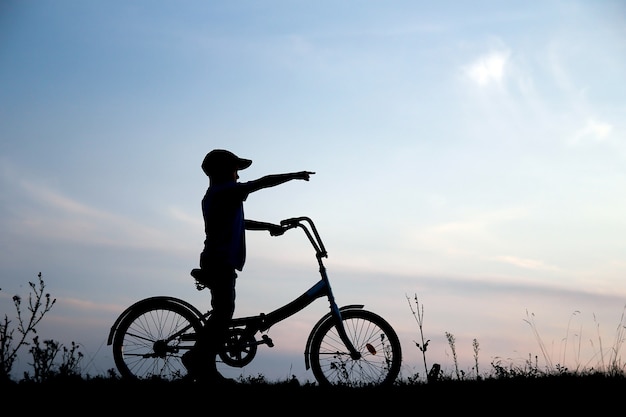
190, 268, 213, 291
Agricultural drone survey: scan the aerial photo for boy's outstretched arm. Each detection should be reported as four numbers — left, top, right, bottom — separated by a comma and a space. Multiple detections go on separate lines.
245, 220, 285, 236
247, 171, 315, 193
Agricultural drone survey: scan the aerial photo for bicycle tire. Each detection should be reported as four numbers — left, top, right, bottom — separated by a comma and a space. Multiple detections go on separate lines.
309, 309, 402, 387
112, 300, 203, 380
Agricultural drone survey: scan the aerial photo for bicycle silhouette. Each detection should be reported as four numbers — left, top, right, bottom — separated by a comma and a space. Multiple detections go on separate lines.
107, 217, 402, 387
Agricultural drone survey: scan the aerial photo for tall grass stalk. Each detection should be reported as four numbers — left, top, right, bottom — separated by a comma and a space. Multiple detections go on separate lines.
406, 293, 429, 378
523, 309, 554, 372
525, 306, 626, 376
473, 338, 480, 378
607, 307, 626, 375
445, 332, 461, 380
590, 306, 626, 375
561, 310, 581, 371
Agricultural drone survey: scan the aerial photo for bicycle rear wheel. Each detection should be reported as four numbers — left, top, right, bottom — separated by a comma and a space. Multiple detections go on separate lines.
111, 301, 203, 380
309, 309, 402, 387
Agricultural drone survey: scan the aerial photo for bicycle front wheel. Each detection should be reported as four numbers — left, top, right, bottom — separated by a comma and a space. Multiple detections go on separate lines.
309, 309, 402, 387
111, 301, 203, 381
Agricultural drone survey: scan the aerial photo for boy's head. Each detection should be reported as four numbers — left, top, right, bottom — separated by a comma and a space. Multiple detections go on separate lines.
202, 149, 252, 178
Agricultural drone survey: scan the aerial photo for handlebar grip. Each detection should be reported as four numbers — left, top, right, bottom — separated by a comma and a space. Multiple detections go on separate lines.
280, 218, 301, 227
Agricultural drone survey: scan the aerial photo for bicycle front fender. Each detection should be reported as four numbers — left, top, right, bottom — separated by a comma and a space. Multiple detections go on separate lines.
106, 296, 205, 345
303, 304, 364, 370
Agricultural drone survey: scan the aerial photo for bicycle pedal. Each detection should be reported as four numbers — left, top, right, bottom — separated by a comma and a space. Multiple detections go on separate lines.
261, 335, 274, 348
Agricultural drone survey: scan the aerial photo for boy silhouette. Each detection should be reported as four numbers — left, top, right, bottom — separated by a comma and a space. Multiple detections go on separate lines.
183, 149, 314, 383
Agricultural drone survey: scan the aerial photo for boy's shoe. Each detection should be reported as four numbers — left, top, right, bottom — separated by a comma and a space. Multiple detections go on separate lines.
181, 351, 236, 385
181, 350, 204, 379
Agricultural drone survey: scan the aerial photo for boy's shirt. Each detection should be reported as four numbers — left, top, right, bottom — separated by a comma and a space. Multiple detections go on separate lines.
202, 181, 251, 271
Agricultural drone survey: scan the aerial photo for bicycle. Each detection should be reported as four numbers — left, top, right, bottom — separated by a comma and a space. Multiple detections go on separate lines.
107, 216, 402, 387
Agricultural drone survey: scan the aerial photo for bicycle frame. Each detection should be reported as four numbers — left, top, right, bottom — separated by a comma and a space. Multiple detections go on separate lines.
107, 217, 362, 365
226, 217, 360, 359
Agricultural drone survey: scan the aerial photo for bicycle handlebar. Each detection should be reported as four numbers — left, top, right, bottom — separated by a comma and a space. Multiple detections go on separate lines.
279, 217, 327, 258
280, 216, 307, 228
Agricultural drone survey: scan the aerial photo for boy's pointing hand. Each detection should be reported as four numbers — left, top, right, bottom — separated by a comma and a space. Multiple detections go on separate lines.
297, 171, 315, 181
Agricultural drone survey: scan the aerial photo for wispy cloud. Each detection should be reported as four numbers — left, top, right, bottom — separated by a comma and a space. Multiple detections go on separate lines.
5, 176, 189, 252
55, 296, 125, 316
428, 206, 530, 236
167, 206, 202, 228
464, 50, 510, 87
492, 255, 561, 272
570, 118, 613, 145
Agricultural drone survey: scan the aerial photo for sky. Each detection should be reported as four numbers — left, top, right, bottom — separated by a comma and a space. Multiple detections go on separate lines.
1, 0, 625, 382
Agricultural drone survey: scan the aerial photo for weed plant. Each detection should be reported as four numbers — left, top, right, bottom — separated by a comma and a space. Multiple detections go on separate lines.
2, 276, 626, 389
405, 292, 626, 385
1, 273, 83, 383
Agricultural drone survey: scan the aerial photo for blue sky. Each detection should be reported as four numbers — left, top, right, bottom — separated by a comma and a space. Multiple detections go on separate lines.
1, 0, 625, 381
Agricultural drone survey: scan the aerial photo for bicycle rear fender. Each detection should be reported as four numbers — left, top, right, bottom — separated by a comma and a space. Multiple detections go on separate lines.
303, 304, 364, 370
106, 296, 205, 345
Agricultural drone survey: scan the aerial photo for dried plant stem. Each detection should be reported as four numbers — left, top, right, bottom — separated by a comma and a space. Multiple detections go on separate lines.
407, 293, 429, 377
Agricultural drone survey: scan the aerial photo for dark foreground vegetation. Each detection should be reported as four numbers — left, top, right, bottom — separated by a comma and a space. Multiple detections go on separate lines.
2, 275, 625, 413
2, 372, 625, 413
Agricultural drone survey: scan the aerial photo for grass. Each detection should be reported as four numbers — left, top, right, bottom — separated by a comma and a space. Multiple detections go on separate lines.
2, 371, 624, 414
2, 277, 626, 413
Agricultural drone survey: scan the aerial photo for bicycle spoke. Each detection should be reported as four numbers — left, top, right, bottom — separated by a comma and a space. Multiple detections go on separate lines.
112, 300, 202, 380
310, 309, 401, 387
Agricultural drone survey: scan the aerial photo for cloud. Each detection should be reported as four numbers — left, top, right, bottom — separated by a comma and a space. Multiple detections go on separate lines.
2, 176, 188, 252
56, 296, 125, 315
18, 180, 165, 245
20, 180, 107, 219
570, 118, 613, 145
464, 51, 510, 86
492, 255, 561, 272
167, 206, 203, 228
423, 206, 530, 239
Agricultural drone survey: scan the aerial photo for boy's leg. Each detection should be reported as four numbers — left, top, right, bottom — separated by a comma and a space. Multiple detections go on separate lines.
183, 264, 236, 382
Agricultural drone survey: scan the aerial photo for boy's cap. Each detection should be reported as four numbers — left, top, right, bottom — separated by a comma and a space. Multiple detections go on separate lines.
202, 149, 252, 176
